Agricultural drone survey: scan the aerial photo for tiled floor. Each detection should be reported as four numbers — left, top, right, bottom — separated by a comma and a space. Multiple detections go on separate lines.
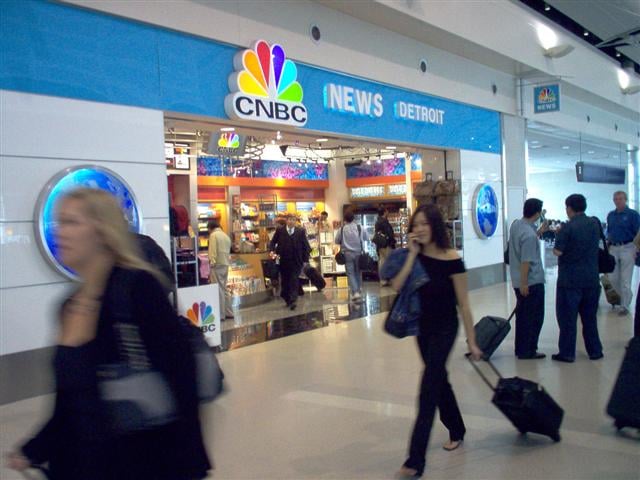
1, 272, 639, 479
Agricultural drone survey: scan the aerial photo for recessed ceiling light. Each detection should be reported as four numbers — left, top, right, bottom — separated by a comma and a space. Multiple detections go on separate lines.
316, 138, 328, 143
588, 150, 595, 154
544, 4, 551, 11
220, 127, 235, 132
616, 52, 621, 58
562, 146, 570, 149
386, 146, 397, 150
583, 31, 589, 37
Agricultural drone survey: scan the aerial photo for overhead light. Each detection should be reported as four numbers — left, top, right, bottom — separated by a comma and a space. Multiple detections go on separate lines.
316, 138, 328, 143
542, 44, 575, 58
618, 68, 640, 94
271, 139, 276, 145
220, 127, 235, 132
276, 131, 282, 140
544, 4, 551, 11
562, 146, 570, 150
583, 31, 589, 37
588, 150, 595, 154
616, 52, 622, 58
530, 140, 539, 144
386, 146, 397, 150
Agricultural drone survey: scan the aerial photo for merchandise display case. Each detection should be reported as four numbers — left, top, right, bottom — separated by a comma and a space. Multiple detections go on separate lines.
227, 253, 274, 307
387, 208, 410, 248
232, 195, 277, 253
197, 202, 225, 249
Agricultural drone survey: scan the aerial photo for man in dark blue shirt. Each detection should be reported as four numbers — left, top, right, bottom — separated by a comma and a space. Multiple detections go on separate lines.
606, 191, 640, 315
552, 194, 603, 362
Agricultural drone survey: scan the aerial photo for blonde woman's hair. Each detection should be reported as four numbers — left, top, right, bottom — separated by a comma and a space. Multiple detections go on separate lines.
61, 188, 167, 285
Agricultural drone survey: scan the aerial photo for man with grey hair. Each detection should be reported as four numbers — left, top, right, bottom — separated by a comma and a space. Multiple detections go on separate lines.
606, 191, 640, 316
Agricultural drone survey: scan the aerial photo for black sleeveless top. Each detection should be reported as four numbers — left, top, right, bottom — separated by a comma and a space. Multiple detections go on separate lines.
417, 255, 466, 334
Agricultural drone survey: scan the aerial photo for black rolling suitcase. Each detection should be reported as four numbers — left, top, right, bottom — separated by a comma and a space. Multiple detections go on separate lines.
304, 264, 326, 291
474, 307, 516, 359
468, 358, 563, 442
606, 337, 640, 430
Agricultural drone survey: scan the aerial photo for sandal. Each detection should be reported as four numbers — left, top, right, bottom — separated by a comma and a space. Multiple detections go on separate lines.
443, 439, 463, 451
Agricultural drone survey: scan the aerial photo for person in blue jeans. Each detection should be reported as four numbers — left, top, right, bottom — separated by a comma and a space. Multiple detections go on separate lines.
552, 194, 604, 362
335, 208, 369, 301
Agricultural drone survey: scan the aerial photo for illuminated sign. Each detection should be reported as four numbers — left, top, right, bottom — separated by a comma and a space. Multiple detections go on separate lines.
34, 165, 142, 280
534, 84, 560, 113
472, 183, 499, 239
323, 83, 383, 118
225, 40, 307, 126
387, 184, 407, 196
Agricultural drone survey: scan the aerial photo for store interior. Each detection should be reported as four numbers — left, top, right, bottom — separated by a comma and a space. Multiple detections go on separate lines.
164, 117, 457, 310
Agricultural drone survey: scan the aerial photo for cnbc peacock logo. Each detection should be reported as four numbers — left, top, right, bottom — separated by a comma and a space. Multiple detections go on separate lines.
187, 302, 217, 333
224, 40, 307, 127
538, 87, 556, 104
218, 132, 240, 149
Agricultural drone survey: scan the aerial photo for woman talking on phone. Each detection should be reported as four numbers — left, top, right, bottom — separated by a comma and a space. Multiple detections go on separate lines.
381, 204, 482, 478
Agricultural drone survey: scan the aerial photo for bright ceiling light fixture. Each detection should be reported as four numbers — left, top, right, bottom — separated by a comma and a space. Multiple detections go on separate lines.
618, 68, 640, 95
220, 127, 235, 132
316, 138, 328, 143
536, 23, 574, 58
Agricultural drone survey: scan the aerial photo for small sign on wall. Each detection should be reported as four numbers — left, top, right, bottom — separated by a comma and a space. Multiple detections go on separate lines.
534, 84, 560, 113
177, 284, 222, 347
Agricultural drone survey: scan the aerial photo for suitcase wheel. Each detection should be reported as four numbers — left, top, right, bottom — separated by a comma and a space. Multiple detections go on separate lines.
551, 433, 561, 442
614, 419, 624, 431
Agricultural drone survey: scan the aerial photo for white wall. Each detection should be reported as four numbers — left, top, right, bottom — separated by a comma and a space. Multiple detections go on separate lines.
528, 170, 622, 222
460, 150, 504, 269
0, 90, 168, 356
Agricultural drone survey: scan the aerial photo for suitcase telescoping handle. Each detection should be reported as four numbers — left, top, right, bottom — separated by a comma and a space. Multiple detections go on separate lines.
507, 305, 517, 322
465, 355, 504, 391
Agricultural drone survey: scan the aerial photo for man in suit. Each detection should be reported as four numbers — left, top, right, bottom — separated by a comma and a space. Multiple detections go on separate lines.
269, 213, 311, 310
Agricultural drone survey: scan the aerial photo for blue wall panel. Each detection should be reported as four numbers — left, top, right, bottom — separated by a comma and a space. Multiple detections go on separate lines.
1, 0, 501, 153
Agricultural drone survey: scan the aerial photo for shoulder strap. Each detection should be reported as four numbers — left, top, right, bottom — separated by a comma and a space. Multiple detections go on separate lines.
357, 224, 363, 252
592, 216, 609, 253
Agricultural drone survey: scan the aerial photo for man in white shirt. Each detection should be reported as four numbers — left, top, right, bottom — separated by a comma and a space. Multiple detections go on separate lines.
208, 219, 234, 320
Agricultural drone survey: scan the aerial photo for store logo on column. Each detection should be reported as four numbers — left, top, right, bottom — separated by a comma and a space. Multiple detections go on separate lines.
187, 301, 217, 333
224, 40, 307, 127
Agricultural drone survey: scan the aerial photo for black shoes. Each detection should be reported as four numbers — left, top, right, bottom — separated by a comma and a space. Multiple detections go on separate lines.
589, 353, 604, 360
552, 354, 575, 363
289, 302, 297, 311
517, 353, 546, 360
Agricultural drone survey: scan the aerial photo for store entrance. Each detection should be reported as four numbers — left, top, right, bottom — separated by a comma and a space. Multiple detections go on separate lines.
163, 116, 450, 311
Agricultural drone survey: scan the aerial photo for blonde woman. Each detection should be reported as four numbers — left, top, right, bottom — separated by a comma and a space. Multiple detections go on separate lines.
6, 189, 210, 480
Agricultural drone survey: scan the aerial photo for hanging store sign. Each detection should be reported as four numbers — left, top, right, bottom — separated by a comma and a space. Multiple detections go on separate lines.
225, 40, 307, 126
34, 165, 142, 280
472, 183, 499, 239
387, 184, 407, 196
534, 84, 560, 113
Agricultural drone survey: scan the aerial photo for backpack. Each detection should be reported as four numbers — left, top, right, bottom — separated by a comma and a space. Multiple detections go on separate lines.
170, 205, 190, 236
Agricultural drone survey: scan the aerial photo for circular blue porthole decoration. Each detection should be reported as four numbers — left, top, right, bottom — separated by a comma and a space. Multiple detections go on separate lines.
34, 165, 142, 280
472, 184, 499, 239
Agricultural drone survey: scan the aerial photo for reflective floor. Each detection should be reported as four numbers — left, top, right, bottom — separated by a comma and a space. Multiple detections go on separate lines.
1, 272, 638, 479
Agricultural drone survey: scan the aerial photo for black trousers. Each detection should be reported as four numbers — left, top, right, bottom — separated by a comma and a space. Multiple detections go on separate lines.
406, 327, 465, 471
513, 283, 545, 357
279, 261, 302, 305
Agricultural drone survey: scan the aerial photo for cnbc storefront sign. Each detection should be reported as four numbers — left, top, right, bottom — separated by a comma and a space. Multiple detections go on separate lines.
472, 184, 499, 239
34, 165, 142, 280
225, 40, 307, 126
534, 84, 560, 113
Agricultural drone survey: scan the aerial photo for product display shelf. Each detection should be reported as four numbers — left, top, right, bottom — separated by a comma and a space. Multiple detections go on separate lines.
171, 235, 200, 288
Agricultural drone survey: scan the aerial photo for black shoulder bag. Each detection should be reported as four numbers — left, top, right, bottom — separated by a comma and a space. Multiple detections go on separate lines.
594, 217, 615, 274
335, 226, 346, 265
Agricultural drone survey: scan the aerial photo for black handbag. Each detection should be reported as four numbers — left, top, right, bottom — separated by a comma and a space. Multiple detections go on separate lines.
594, 217, 615, 274
335, 226, 346, 265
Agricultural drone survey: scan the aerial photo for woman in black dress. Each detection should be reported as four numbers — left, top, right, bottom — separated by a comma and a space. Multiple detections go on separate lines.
6, 188, 211, 479
388, 204, 482, 478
